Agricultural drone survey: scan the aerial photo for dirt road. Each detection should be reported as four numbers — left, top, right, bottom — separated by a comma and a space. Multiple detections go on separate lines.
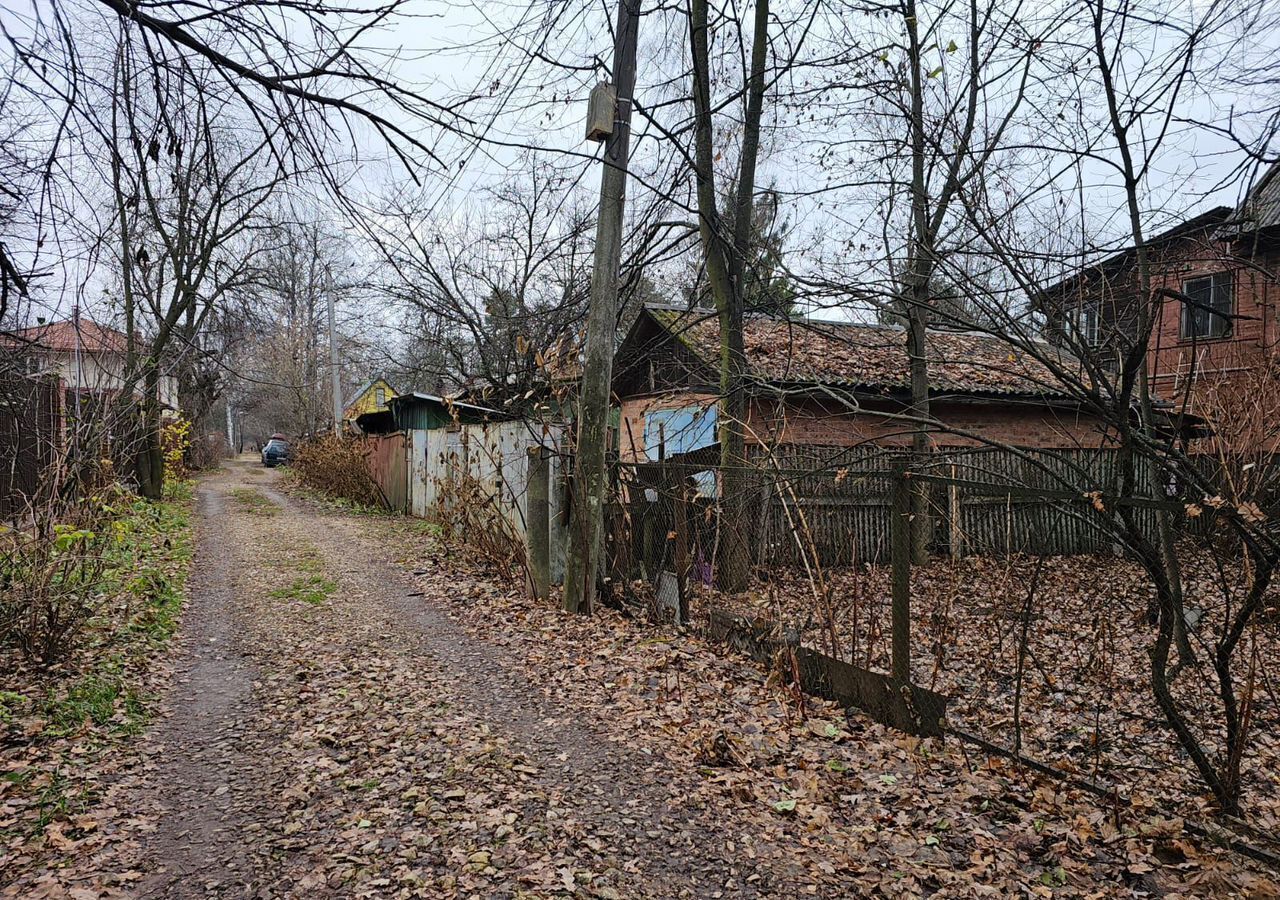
49, 458, 788, 898
16, 458, 1268, 899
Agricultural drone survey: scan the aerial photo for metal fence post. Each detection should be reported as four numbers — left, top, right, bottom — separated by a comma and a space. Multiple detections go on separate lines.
527, 446, 551, 601
891, 464, 912, 685
672, 473, 691, 625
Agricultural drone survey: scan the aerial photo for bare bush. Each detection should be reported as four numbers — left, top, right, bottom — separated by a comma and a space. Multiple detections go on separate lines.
429, 472, 526, 578
290, 434, 385, 509
1, 490, 118, 664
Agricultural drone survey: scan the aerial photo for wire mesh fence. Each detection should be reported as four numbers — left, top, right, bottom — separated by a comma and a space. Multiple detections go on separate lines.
602, 442, 1279, 831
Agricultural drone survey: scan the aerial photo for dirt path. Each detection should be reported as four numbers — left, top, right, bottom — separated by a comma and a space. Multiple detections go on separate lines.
54, 458, 790, 898
11, 459, 1276, 899
132, 484, 259, 897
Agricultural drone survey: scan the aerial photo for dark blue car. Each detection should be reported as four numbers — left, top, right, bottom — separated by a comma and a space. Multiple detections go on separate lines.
261, 438, 290, 468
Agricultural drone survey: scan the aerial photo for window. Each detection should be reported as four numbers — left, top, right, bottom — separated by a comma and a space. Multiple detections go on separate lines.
644, 404, 716, 461
375, 387, 386, 405
1181, 272, 1233, 340
643, 404, 717, 496
1070, 303, 1099, 346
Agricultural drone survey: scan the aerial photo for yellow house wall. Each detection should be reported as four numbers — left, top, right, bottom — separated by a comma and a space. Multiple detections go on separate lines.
344, 379, 398, 420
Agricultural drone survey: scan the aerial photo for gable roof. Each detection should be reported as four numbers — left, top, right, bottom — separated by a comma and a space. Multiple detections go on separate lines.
624, 306, 1080, 400
343, 376, 396, 414
1037, 206, 1234, 305
1228, 159, 1280, 235
9, 318, 129, 353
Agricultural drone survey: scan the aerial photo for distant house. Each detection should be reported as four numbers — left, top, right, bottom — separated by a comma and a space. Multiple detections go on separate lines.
612, 305, 1113, 461
1042, 161, 1280, 430
343, 377, 398, 431
4, 317, 179, 420
355, 391, 500, 435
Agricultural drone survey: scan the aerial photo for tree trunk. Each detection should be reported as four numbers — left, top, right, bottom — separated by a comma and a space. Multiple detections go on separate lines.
906, 295, 932, 564
904, 0, 933, 565
135, 361, 165, 500
688, 0, 768, 594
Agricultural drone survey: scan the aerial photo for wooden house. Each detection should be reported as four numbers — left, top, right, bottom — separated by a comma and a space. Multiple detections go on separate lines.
343, 377, 398, 431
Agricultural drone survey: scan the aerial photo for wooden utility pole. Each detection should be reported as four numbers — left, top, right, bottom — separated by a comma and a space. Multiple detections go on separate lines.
563, 0, 642, 615
325, 267, 343, 435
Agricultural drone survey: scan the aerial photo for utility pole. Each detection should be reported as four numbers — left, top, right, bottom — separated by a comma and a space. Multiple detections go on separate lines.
325, 267, 342, 435
563, 0, 643, 615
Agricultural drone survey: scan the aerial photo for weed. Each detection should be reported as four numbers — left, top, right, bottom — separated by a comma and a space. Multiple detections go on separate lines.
271, 574, 337, 606
0, 690, 29, 725
230, 488, 278, 517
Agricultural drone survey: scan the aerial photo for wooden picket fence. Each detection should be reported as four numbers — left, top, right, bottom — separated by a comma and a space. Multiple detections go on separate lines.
621, 445, 1161, 574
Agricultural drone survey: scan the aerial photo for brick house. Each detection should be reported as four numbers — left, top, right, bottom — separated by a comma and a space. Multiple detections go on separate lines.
611, 306, 1116, 462
1043, 163, 1280, 441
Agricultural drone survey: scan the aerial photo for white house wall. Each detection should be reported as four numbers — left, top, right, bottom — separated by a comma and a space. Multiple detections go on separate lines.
407, 421, 566, 583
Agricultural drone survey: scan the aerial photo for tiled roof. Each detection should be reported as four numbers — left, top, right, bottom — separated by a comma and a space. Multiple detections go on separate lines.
10, 318, 128, 353
648, 307, 1080, 399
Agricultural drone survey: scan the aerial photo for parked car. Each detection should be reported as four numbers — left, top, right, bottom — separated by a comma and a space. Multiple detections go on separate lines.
262, 438, 290, 468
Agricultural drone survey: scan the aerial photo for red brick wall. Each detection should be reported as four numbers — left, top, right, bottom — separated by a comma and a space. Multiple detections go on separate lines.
618, 392, 719, 462
618, 391, 1113, 461
1147, 239, 1280, 410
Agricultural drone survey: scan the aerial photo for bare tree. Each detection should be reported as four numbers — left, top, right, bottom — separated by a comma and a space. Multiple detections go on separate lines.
686, 0, 773, 592
943, 0, 1277, 815
101, 35, 283, 497
373, 165, 594, 406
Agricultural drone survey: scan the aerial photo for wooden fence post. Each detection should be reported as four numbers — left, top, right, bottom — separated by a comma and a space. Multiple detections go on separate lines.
948, 462, 962, 561
890, 464, 912, 685
527, 446, 551, 601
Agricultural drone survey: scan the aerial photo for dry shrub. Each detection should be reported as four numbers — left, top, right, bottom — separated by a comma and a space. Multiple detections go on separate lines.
291, 434, 386, 508
187, 430, 230, 470
0, 488, 120, 664
430, 472, 526, 577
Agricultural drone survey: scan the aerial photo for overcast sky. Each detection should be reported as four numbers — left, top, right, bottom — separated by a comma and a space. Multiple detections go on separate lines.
3, 0, 1278, 326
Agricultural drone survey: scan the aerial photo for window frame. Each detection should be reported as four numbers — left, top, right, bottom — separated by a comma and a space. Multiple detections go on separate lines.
1180, 271, 1234, 341
1071, 302, 1100, 347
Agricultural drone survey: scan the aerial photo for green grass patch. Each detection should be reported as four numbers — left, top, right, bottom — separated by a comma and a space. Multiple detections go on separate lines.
0, 690, 29, 726
229, 487, 278, 517
270, 573, 337, 606
107, 486, 195, 647
41, 668, 145, 737
293, 548, 325, 574
407, 519, 444, 538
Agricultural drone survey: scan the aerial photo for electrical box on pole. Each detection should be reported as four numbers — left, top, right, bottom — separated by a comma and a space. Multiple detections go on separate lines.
585, 83, 616, 142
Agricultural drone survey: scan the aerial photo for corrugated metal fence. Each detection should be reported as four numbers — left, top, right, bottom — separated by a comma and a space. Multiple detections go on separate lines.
0, 374, 61, 520
365, 432, 408, 512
